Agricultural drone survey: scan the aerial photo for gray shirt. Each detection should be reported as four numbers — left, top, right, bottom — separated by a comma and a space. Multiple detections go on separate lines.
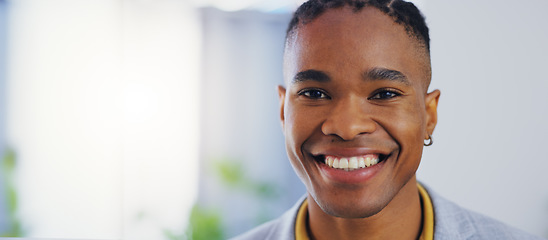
231, 184, 545, 240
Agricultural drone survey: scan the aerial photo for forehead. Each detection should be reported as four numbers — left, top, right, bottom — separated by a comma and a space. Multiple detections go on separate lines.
284, 7, 429, 88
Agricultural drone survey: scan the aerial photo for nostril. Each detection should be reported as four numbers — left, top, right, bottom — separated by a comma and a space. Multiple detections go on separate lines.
321, 120, 376, 141
320, 105, 377, 140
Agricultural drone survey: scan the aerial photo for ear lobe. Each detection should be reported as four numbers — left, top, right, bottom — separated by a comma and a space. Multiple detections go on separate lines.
424, 89, 441, 137
277, 85, 287, 129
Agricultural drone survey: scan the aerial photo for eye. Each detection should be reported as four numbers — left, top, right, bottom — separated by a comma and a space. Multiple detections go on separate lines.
298, 89, 330, 100
369, 89, 402, 100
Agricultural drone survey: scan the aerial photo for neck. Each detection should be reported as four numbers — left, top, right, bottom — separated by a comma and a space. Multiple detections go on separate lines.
307, 177, 422, 240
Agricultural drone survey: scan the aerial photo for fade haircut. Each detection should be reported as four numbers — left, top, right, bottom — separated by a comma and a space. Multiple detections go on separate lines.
286, 0, 430, 53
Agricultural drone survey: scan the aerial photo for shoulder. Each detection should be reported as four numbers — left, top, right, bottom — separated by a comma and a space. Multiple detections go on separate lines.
229, 218, 286, 240
229, 195, 306, 240
424, 185, 545, 240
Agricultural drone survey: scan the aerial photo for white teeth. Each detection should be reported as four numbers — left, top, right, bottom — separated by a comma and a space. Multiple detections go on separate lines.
358, 157, 366, 168
339, 158, 349, 169
327, 157, 333, 167
365, 156, 371, 167
349, 157, 358, 169
324, 154, 381, 171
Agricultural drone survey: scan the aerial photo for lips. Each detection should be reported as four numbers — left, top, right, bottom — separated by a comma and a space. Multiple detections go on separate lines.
307, 143, 394, 184
310, 152, 388, 184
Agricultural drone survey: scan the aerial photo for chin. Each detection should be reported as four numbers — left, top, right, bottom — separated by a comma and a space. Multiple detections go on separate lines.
326, 205, 385, 219
312, 192, 390, 219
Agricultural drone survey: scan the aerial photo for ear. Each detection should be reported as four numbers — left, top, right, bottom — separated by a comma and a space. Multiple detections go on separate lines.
277, 85, 287, 130
424, 89, 441, 138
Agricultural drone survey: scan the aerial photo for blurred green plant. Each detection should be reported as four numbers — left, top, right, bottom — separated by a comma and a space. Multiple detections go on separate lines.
163, 204, 224, 240
213, 158, 279, 199
172, 157, 281, 240
1, 148, 25, 237
181, 204, 224, 240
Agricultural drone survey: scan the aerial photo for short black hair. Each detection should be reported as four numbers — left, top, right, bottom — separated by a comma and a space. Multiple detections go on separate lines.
286, 0, 430, 52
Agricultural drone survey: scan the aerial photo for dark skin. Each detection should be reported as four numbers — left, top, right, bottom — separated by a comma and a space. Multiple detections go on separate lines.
278, 7, 440, 240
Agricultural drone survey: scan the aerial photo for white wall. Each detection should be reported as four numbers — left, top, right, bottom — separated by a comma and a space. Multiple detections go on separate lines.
6, 0, 200, 239
418, 1, 548, 237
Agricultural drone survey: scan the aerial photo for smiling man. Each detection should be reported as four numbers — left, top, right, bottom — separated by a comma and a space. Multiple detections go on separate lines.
232, 0, 544, 239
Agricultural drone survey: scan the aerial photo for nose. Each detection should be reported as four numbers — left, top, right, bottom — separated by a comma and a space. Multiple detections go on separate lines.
321, 96, 376, 141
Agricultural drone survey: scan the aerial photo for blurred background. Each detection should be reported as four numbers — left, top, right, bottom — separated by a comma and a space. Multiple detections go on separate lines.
0, 0, 547, 239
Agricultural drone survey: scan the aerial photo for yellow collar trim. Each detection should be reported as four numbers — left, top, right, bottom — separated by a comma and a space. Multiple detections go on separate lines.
295, 197, 310, 240
418, 183, 434, 240
294, 184, 434, 240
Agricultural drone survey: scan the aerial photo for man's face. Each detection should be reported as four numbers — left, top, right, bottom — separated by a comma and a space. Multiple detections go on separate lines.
279, 7, 439, 218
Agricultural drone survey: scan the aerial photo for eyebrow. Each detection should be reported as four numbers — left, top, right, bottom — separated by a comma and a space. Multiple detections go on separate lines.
292, 69, 331, 83
364, 67, 410, 85
291, 67, 410, 85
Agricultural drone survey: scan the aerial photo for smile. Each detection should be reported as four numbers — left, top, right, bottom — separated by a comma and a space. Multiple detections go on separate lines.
324, 154, 383, 171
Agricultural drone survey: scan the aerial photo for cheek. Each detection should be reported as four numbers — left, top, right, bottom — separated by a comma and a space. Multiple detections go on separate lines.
378, 104, 426, 182
381, 103, 426, 152
283, 103, 326, 165
283, 103, 319, 185
398, 116, 425, 173
283, 103, 306, 159
284, 103, 323, 145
